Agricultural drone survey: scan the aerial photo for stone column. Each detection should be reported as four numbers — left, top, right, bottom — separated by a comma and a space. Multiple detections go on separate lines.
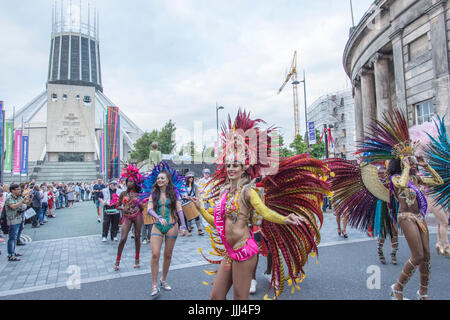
371, 53, 393, 120
428, 1, 450, 128
352, 77, 364, 143
390, 28, 408, 114
360, 68, 377, 134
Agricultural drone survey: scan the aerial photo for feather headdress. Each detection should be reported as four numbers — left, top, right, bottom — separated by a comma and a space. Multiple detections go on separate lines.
140, 162, 187, 201
357, 108, 419, 163
207, 109, 278, 199
425, 116, 450, 210
119, 164, 143, 184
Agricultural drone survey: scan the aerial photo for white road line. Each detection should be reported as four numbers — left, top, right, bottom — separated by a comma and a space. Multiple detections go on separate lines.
0, 230, 439, 298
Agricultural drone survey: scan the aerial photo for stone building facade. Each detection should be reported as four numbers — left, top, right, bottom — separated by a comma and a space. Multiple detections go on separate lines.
343, 0, 450, 141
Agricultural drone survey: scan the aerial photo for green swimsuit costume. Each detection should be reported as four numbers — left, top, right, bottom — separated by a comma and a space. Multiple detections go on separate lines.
155, 198, 176, 234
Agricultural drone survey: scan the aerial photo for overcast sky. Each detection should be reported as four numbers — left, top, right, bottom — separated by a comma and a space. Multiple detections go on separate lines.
0, 0, 373, 147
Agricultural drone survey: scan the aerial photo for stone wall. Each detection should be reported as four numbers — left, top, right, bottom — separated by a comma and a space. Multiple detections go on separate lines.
46, 83, 97, 155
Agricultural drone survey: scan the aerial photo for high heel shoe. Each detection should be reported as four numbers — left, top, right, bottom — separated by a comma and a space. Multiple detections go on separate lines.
389, 283, 403, 300
435, 243, 444, 256
160, 279, 172, 291
338, 229, 342, 237
444, 245, 450, 259
416, 290, 430, 300
151, 285, 160, 298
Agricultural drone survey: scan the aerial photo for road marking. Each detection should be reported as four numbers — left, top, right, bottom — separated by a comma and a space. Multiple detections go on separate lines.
0, 229, 439, 298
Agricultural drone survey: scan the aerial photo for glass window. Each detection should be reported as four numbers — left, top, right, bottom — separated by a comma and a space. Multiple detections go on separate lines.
415, 100, 434, 125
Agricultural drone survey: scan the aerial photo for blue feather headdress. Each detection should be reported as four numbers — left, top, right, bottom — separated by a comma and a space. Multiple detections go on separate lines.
140, 162, 187, 202
425, 115, 450, 210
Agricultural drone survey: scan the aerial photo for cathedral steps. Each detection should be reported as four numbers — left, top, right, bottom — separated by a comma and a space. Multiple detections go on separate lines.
30, 161, 101, 183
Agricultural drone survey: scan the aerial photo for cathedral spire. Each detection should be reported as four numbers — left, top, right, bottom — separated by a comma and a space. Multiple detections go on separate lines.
47, 0, 102, 92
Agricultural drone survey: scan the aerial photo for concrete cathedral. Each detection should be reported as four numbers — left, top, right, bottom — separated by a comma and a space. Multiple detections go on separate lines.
13, 1, 142, 165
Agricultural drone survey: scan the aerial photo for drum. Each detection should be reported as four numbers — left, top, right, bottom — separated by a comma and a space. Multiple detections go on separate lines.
182, 201, 199, 221
143, 205, 156, 224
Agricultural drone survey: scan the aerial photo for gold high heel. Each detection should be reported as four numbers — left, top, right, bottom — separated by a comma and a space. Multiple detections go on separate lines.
444, 245, 450, 259
435, 243, 445, 256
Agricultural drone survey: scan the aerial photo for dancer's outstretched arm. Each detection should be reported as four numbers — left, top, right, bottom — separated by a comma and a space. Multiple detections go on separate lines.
190, 197, 215, 227
247, 188, 302, 225
417, 157, 444, 186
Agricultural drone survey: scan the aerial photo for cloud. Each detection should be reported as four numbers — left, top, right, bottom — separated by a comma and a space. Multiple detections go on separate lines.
0, 0, 374, 145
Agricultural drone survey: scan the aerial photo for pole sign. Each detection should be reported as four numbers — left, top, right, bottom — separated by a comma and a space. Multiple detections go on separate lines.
308, 121, 316, 145
4, 121, 13, 172
21, 135, 29, 176
13, 129, 22, 175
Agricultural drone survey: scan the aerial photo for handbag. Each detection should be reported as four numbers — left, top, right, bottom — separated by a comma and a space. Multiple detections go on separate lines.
24, 207, 37, 219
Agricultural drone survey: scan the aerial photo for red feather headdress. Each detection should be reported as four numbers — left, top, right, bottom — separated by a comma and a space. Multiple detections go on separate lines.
208, 109, 278, 195
120, 164, 143, 184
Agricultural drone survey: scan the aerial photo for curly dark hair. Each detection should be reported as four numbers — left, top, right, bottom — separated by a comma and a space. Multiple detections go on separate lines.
387, 158, 402, 177
125, 178, 142, 193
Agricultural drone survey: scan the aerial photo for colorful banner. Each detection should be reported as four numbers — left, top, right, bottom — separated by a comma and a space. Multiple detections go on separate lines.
21, 136, 29, 176
308, 121, 316, 145
13, 129, 22, 174
106, 106, 120, 180
100, 131, 104, 174
4, 120, 13, 172
0, 102, 3, 179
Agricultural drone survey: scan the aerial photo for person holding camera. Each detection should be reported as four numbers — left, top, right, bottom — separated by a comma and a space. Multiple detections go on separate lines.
4, 184, 32, 261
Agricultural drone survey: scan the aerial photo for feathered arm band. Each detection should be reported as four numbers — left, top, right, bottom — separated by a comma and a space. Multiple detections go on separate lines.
249, 189, 287, 225
148, 208, 164, 224
177, 210, 187, 231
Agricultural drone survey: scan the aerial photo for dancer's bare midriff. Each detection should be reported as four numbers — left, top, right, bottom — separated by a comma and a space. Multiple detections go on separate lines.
224, 192, 252, 250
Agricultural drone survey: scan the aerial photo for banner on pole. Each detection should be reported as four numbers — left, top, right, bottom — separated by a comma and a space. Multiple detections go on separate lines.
21, 136, 29, 176
0, 102, 3, 179
0, 102, 4, 182
4, 121, 13, 172
100, 131, 104, 174
13, 129, 22, 175
308, 121, 316, 145
106, 106, 120, 180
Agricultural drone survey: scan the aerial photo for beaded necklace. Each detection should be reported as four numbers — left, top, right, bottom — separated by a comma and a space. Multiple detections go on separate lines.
225, 186, 242, 223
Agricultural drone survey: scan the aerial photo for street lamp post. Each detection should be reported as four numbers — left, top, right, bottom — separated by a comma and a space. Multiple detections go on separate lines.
216, 103, 224, 155
324, 124, 335, 158
298, 70, 309, 149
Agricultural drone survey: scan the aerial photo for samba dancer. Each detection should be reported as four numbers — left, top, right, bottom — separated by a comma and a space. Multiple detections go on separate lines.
113, 165, 145, 271
191, 110, 330, 300
142, 164, 187, 298
354, 109, 443, 300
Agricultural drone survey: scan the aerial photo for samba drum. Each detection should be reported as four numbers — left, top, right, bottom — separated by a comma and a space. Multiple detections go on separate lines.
182, 201, 199, 221
143, 205, 156, 224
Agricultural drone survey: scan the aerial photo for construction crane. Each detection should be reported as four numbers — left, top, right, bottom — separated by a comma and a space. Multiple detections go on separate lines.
278, 50, 300, 137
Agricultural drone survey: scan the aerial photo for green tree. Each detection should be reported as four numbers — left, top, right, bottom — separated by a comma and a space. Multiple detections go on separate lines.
309, 129, 326, 159
158, 120, 177, 154
130, 130, 158, 162
290, 134, 308, 155
277, 134, 294, 158
130, 120, 177, 162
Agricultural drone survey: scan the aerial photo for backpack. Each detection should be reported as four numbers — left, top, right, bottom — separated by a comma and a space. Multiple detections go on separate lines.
1, 206, 8, 234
